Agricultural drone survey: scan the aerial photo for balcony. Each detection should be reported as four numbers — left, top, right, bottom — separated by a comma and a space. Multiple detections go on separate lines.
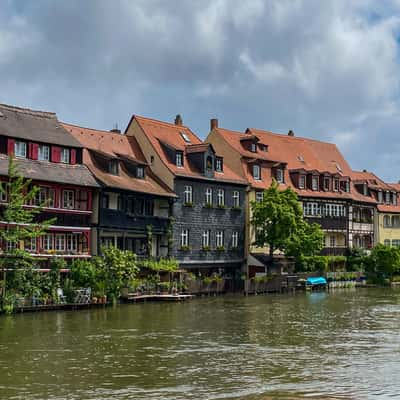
321, 247, 347, 256
305, 216, 347, 230
100, 208, 169, 233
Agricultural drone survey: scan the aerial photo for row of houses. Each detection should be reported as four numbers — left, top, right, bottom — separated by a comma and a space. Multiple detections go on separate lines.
0, 102, 398, 278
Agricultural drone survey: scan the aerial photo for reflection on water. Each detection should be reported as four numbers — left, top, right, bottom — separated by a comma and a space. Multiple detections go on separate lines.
1, 288, 400, 399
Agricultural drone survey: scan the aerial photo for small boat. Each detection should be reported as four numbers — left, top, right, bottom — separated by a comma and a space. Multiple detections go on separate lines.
306, 276, 327, 291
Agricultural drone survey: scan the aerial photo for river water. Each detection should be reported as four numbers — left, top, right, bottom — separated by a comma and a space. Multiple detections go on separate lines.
1, 288, 400, 400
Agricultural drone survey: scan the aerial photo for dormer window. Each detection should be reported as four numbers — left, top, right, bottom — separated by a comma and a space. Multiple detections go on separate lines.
215, 157, 223, 172
38, 145, 50, 161
345, 181, 350, 193
276, 169, 284, 184
176, 151, 183, 167
378, 191, 383, 203
312, 176, 319, 191
251, 142, 257, 152
180, 132, 191, 143
393, 192, 397, 206
334, 179, 339, 192
385, 191, 390, 204
109, 160, 119, 175
260, 145, 268, 152
253, 164, 261, 180
136, 166, 144, 179
206, 156, 213, 170
15, 141, 26, 158
363, 183, 368, 196
323, 177, 330, 191
61, 148, 70, 164
299, 175, 306, 189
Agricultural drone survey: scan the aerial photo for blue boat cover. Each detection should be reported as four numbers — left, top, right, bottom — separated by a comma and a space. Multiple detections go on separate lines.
306, 277, 327, 285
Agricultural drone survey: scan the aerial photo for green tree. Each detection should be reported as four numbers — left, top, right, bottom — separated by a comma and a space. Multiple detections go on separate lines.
251, 181, 324, 260
0, 157, 56, 301
365, 244, 400, 282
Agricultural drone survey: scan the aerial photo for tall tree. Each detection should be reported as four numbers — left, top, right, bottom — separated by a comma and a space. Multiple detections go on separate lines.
251, 180, 324, 259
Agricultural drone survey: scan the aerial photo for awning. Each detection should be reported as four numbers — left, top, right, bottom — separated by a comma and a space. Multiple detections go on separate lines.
306, 277, 327, 285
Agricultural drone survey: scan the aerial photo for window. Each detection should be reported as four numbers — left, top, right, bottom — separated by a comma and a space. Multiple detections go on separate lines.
145, 199, 154, 216
323, 203, 345, 217
184, 185, 192, 204
378, 191, 383, 203
6, 241, 17, 251
55, 234, 66, 252
61, 148, 70, 164
393, 192, 398, 206
344, 181, 350, 193
384, 215, 391, 227
63, 190, 75, 209
303, 202, 321, 217
0, 182, 7, 202
206, 156, 213, 170
334, 179, 339, 192
232, 231, 239, 248
312, 176, 319, 191
205, 188, 213, 205
109, 160, 119, 175
255, 192, 263, 203
253, 165, 261, 180
251, 142, 257, 152
34, 186, 55, 208
217, 189, 225, 206
260, 145, 268, 152
15, 141, 26, 158
38, 145, 50, 161
363, 183, 368, 196
136, 166, 144, 179
324, 177, 330, 191
202, 230, 210, 248
102, 194, 110, 209
24, 238, 36, 252
180, 132, 191, 143
67, 234, 78, 252
232, 191, 240, 207
180, 229, 189, 247
276, 169, 284, 183
386, 191, 390, 204
216, 231, 224, 247
299, 175, 306, 189
384, 239, 391, 247
102, 237, 114, 248
76, 190, 89, 211
176, 151, 183, 167
42, 234, 54, 251
392, 240, 400, 247
215, 157, 223, 172
330, 235, 336, 247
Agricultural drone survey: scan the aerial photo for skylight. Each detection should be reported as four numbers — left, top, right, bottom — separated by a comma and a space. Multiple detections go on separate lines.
335, 163, 342, 172
297, 155, 305, 162
180, 132, 191, 143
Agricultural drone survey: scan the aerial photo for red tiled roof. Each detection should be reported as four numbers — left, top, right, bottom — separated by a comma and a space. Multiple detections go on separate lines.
132, 115, 247, 185
62, 123, 175, 197
352, 170, 396, 191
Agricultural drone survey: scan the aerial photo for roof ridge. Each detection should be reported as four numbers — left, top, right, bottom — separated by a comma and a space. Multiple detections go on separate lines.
135, 114, 192, 130
0, 103, 56, 118
62, 122, 127, 138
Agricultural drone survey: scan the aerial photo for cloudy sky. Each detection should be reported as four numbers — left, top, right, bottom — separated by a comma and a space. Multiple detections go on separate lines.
1, 0, 400, 181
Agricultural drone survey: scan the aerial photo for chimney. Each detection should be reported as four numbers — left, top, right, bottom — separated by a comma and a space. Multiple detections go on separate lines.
363, 169, 367, 172
288, 130, 294, 137
110, 123, 121, 134
174, 114, 183, 126
210, 118, 218, 131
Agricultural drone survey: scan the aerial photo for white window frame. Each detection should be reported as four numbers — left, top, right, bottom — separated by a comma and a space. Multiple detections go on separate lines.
180, 229, 189, 247
253, 165, 261, 180
378, 191, 383, 203
205, 188, 212, 205
276, 169, 284, 183
15, 141, 26, 158
63, 190, 75, 209
255, 192, 263, 203
38, 145, 50, 161
216, 231, 224, 247
217, 189, 225, 206
299, 175, 305, 189
6, 240, 17, 251
216, 158, 223, 172
334, 179, 339, 192
55, 234, 66, 252
232, 231, 239, 248
386, 191, 390, 204
42, 234, 54, 251
60, 148, 70, 164
176, 152, 183, 167
312, 176, 319, 191
202, 230, 210, 247
25, 238, 36, 252
136, 166, 144, 179
251, 142, 257, 152
67, 234, 79, 252
330, 235, 336, 247
232, 191, 240, 207
184, 185, 192, 204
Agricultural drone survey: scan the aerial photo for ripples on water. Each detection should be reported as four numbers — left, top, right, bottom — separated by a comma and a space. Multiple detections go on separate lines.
1, 288, 400, 399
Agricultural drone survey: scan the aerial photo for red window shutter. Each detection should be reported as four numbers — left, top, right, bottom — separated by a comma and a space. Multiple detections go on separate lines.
51, 146, 61, 162
32, 143, 39, 160
28, 143, 32, 158
70, 149, 76, 165
7, 139, 15, 156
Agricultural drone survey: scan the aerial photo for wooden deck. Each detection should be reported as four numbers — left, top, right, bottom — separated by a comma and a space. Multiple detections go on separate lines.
122, 294, 194, 303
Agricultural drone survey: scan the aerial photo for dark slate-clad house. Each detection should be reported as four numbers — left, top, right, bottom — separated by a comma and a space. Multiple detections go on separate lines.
126, 114, 248, 276
63, 123, 176, 257
0, 103, 99, 260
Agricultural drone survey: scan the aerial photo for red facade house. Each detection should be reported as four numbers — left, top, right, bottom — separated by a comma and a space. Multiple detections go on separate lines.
0, 103, 99, 260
